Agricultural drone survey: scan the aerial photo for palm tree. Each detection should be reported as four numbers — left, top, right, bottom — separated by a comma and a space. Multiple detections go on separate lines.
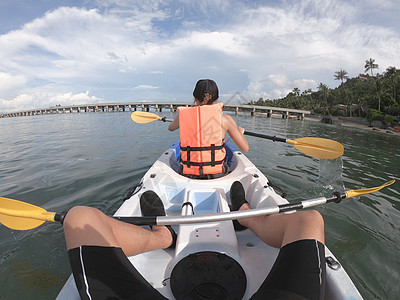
292, 87, 300, 97
334, 69, 349, 84
334, 69, 351, 115
365, 58, 379, 76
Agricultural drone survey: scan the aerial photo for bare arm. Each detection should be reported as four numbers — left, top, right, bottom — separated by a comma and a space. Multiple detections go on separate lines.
223, 114, 249, 152
168, 114, 179, 131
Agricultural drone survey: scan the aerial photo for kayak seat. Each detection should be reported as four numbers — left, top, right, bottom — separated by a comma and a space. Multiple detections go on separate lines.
170, 251, 246, 300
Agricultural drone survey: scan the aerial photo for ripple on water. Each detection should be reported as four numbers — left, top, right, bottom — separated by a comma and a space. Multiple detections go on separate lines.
0, 113, 399, 299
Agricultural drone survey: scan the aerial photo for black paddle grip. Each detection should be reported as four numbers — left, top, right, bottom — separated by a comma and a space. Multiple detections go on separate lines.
54, 211, 69, 225
114, 216, 157, 226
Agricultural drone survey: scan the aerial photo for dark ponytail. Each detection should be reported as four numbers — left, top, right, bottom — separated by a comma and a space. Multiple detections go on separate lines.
193, 79, 219, 105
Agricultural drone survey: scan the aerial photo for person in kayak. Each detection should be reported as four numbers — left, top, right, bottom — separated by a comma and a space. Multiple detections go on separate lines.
62, 186, 325, 300
168, 79, 249, 179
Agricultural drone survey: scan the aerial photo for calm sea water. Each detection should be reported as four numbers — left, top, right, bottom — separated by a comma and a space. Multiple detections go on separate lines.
0, 111, 399, 299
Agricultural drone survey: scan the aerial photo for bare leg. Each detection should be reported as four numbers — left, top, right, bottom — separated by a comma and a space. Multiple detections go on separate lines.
238, 203, 325, 248
63, 206, 173, 256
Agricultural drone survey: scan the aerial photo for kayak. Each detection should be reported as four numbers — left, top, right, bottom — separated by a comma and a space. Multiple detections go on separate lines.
56, 141, 363, 300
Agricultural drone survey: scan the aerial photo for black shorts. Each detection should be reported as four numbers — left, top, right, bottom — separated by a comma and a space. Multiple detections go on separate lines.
250, 239, 326, 300
68, 246, 167, 300
68, 239, 325, 300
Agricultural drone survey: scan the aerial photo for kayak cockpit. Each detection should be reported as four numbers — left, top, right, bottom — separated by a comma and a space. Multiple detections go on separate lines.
167, 140, 238, 175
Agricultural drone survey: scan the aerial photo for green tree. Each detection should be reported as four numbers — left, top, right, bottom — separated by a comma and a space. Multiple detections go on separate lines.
366, 109, 384, 126
334, 69, 349, 83
375, 76, 388, 111
334, 69, 351, 115
385, 66, 399, 101
292, 87, 300, 97
318, 83, 330, 114
302, 88, 314, 110
365, 58, 379, 76
246, 59, 400, 118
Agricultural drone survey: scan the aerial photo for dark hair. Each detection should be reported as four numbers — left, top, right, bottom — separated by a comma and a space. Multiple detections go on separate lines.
193, 79, 219, 105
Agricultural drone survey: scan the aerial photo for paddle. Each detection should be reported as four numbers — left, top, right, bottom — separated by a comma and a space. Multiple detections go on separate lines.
0, 197, 65, 230
131, 111, 344, 159
0, 180, 394, 230
131, 111, 174, 124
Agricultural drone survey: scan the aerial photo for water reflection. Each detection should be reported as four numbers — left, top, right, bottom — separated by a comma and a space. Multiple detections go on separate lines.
0, 112, 399, 299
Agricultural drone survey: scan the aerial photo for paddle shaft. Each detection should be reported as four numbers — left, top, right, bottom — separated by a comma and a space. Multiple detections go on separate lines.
1, 193, 342, 229
2, 179, 394, 230
113, 192, 346, 226
161, 117, 174, 123
161, 118, 286, 143
244, 131, 287, 143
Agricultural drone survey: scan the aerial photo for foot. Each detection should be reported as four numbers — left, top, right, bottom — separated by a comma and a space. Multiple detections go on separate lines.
230, 181, 249, 231
140, 190, 166, 217
140, 191, 177, 248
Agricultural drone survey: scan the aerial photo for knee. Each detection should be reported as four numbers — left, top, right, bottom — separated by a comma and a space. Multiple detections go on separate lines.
303, 210, 324, 226
63, 206, 103, 229
301, 210, 324, 226
293, 210, 325, 235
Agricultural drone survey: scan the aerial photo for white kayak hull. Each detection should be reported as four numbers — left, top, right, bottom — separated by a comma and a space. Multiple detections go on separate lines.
57, 141, 362, 300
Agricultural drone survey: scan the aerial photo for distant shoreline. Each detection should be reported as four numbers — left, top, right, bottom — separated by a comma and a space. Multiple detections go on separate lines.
245, 111, 400, 137
303, 115, 400, 137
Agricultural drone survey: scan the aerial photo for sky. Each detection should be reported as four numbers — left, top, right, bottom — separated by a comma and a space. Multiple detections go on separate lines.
1, 0, 400, 113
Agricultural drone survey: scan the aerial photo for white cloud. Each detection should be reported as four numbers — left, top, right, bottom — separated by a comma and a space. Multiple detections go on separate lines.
241, 75, 317, 101
133, 85, 160, 90
0, 72, 28, 98
267, 75, 291, 89
1, 0, 400, 113
175, 31, 249, 57
223, 0, 400, 96
0, 7, 163, 78
293, 79, 318, 91
0, 91, 102, 112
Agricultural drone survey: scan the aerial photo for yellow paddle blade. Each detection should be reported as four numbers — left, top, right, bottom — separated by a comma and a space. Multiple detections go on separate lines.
131, 111, 162, 124
287, 137, 344, 159
0, 197, 56, 230
345, 179, 395, 198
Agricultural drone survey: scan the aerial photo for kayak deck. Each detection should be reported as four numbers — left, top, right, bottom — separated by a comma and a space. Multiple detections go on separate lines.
57, 141, 363, 299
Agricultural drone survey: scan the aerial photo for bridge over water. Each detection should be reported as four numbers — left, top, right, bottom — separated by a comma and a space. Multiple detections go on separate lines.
0, 102, 310, 119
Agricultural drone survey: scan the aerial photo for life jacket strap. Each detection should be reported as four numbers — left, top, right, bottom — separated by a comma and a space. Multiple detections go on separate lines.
180, 144, 225, 152
180, 157, 227, 167
180, 141, 226, 169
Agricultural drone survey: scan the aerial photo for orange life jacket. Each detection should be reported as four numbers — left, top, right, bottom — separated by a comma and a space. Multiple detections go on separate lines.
178, 103, 226, 176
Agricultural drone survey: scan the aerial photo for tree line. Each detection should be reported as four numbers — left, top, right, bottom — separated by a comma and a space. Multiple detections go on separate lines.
247, 58, 400, 125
